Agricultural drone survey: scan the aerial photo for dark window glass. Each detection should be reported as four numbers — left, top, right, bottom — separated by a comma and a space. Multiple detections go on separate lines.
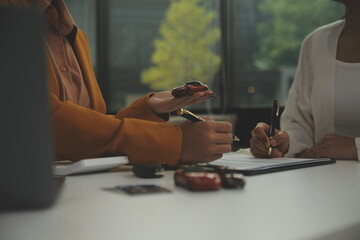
231, 0, 344, 108
66, 0, 344, 111
65, 0, 96, 66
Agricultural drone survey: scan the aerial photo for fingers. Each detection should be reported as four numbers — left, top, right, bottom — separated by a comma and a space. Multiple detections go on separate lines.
191, 90, 214, 98
185, 98, 211, 106
271, 132, 284, 146
301, 133, 335, 158
250, 144, 283, 158
251, 122, 270, 147
171, 99, 197, 110
213, 121, 233, 133
297, 147, 328, 158
270, 148, 283, 158
193, 119, 232, 132
212, 143, 232, 154
255, 122, 269, 131
271, 131, 289, 152
202, 124, 233, 154
149, 90, 215, 114
250, 123, 270, 158
196, 121, 233, 143
307, 146, 328, 158
250, 136, 269, 157
250, 123, 289, 158
179, 120, 233, 161
201, 139, 231, 163
214, 133, 233, 144
171, 91, 214, 108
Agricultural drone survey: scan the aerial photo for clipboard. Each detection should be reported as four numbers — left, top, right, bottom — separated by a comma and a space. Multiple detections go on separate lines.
204, 153, 336, 176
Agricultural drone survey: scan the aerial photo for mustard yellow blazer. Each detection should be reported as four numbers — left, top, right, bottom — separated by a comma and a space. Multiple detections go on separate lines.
2, 0, 182, 165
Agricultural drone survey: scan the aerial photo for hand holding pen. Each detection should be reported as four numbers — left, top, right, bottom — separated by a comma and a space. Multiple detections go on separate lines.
176, 108, 235, 164
249, 101, 290, 158
177, 108, 240, 142
268, 100, 280, 156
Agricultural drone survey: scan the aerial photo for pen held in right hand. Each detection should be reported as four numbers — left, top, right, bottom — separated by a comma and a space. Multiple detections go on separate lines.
267, 134, 290, 158
250, 122, 289, 158
268, 100, 280, 156
268, 138, 273, 156
177, 108, 240, 142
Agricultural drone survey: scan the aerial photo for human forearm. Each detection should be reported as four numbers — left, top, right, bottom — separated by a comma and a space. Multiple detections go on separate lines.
115, 93, 170, 122
295, 133, 357, 160
52, 101, 181, 165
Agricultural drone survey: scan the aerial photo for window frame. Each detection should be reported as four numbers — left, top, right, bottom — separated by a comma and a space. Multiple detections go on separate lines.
94, 0, 232, 114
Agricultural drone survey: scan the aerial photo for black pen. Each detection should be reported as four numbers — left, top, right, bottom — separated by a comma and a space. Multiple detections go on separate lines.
176, 108, 240, 142
268, 100, 280, 156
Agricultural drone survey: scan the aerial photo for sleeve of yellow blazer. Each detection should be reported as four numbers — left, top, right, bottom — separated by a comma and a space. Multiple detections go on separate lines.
49, 30, 182, 166
1, 2, 182, 164
50, 93, 182, 166
115, 93, 170, 122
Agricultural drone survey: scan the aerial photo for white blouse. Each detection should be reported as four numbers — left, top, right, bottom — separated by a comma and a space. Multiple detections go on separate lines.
281, 20, 360, 160
334, 60, 360, 138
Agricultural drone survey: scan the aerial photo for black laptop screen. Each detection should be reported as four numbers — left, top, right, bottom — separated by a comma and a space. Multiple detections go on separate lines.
0, 7, 55, 210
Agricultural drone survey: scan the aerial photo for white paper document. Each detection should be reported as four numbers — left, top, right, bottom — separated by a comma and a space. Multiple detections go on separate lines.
205, 152, 334, 175
54, 156, 129, 176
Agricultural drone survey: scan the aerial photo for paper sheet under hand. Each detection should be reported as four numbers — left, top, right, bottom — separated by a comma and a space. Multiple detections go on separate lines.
207, 152, 331, 171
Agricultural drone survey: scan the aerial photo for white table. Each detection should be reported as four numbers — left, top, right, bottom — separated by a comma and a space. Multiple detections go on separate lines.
1, 161, 360, 240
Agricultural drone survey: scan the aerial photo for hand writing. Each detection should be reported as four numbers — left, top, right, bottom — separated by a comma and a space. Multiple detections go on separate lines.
179, 117, 233, 164
250, 122, 289, 158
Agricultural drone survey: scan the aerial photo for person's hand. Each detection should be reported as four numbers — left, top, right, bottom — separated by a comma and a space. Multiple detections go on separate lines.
179, 117, 233, 164
296, 133, 357, 160
250, 122, 289, 158
148, 90, 214, 114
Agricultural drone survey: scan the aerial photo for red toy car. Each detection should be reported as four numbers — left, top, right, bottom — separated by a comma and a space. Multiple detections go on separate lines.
207, 166, 246, 189
174, 167, 221, 191
171, 81, 209, 98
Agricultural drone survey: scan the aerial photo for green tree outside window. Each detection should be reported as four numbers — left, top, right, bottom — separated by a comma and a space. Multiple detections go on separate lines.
141, 0, 220, 91
256, 0, 344, 70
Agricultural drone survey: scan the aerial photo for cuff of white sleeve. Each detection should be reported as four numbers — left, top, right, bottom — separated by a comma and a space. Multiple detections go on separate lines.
355, 138, 360, 161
